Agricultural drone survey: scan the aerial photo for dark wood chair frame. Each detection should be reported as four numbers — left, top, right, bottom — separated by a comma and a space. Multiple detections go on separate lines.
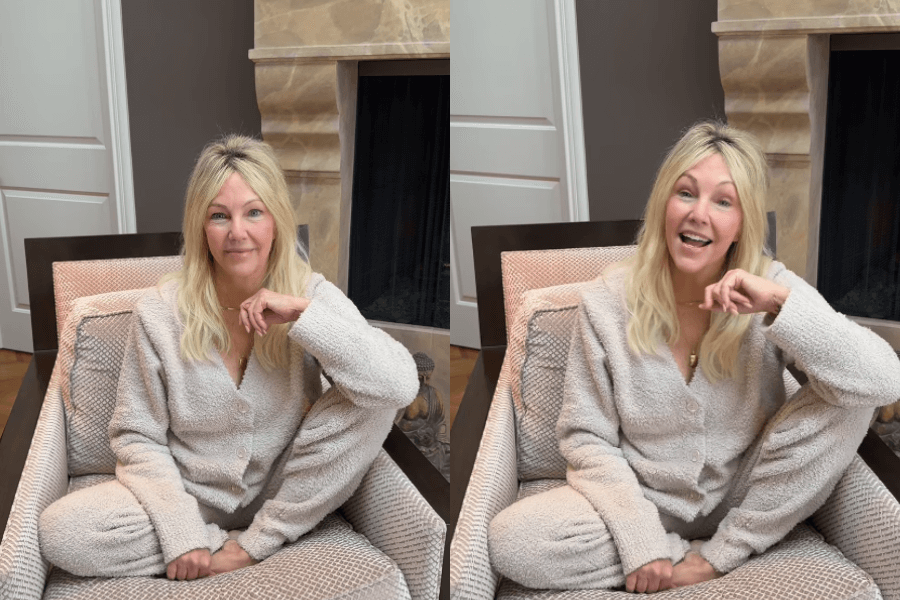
0, 230, 451, 598
449, 219, 900, 548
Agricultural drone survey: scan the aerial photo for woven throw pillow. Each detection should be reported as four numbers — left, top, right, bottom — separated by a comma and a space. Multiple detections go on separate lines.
60, 288, 149, 475
43, 512, 411, 600
513, 281, 594, 481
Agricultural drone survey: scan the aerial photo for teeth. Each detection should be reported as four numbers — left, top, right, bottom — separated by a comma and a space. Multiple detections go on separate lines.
681, 233, 711, 244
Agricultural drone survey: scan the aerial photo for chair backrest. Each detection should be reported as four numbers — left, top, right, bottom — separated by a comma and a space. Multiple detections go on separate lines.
52, 256, 184, 475
53, 256, 184, 345
501, 245, 636, 481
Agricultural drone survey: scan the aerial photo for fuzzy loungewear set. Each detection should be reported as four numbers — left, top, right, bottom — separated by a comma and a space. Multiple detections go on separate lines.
488, 262, 900, 590
38, 273, 419, 577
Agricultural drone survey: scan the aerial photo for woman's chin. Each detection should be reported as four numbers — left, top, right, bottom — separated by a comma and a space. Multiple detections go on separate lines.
669, 254, 726, 282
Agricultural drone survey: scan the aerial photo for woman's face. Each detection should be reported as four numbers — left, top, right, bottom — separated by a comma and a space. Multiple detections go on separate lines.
204, 172, 276, 288
664, 153, 743, 285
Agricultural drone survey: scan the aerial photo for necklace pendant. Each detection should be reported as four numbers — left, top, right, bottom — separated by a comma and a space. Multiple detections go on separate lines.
689, 352, 698, 368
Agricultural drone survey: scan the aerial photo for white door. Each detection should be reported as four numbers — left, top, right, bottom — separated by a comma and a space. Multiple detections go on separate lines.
0, 0, 134, 352
450, 0, 588, 348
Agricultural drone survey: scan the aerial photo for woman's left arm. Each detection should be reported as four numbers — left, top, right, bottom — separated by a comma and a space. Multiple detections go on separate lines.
702, 266, 900, 409
240, 275, 419, 410
236, 384, 397, 561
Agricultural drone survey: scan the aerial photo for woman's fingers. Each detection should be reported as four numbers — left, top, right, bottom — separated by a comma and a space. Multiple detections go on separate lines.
627, 559, 672, 593
234, 289, 309, 336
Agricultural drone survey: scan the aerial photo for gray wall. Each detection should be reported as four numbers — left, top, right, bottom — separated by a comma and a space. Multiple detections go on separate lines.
575, 0, 724, 221
122, 1, 261, 234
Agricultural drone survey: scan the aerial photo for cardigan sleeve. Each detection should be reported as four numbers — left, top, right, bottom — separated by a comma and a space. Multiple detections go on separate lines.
762, 265, 900, 408
236, 275, 416, 560
556, 301, 675, 576
699, 264, 900, 574
108, 308, 217, 565
236, 386, 396, 560
288, 275, 419, 410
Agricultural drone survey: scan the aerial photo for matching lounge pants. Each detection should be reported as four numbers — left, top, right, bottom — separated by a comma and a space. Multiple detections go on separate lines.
487, 386, 874, 590
38, 449, 287, 578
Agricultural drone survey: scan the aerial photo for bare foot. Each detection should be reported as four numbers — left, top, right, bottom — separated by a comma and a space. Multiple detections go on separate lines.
671, 551, 719, 588
209, 539, 258, 575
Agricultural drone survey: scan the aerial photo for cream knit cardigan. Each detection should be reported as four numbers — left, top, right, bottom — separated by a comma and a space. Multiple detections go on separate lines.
557, 261, 900, 576
108, 274, 419, 564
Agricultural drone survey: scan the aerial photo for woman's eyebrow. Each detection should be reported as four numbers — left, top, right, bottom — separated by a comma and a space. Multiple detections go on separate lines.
679, 172, 735, 188
207, 198, 262, 209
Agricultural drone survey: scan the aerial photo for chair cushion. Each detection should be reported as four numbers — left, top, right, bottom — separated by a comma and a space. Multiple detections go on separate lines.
43, 505, 411, 600
501, 479, 881, 600
58, 288, 149, 475
511, 282, 591, 481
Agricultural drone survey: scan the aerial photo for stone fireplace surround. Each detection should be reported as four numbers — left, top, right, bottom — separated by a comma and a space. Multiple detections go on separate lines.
249, 0, 449, 289
248, 1, 452, 445
714, 0, 900, 286
714, 1, 900, 455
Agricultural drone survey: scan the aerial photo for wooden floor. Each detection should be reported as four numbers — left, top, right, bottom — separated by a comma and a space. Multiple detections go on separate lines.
0, 349, 32, 439
449, 345, 478, 432
0, 347, 479, 443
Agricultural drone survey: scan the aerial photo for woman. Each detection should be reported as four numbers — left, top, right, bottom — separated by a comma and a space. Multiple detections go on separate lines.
39, 135, 419, 580
488, 122, 900, 593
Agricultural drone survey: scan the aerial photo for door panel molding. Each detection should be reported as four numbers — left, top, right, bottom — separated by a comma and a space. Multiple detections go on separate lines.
100, 0, 136, 234
556, 0, 589, 222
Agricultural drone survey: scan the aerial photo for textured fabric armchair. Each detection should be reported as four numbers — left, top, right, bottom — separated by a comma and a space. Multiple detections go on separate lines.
0, 233, 445, 600
450, 221, 900, 600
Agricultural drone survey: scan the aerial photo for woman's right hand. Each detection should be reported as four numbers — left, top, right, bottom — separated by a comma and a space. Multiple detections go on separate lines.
166, 548, 212, 580
626, 559, 673, 593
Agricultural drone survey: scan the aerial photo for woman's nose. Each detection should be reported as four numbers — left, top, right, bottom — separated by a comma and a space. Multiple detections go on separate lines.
228, 218, 246, 239
689, 198, 710, 223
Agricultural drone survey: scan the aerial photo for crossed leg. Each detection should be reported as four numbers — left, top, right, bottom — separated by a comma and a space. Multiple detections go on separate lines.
487, 484, 690, 590
38, 480, 231, 578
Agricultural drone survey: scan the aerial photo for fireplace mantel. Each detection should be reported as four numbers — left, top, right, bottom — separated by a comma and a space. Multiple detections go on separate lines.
714, 0, 900, 282
250, 0, 449, 287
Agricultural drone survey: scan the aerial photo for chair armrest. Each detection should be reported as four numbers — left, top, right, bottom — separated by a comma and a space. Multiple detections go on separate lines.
341, 449, 446, 600
811, 455, 900, 600
450, 369, 519, 600
0, 379, 69, 600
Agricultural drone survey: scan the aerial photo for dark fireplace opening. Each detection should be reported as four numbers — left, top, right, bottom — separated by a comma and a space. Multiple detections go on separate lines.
348, 61, 451, 480
819, 45, 900, 321
348, 68, 450, 330
820, 36, 900, 458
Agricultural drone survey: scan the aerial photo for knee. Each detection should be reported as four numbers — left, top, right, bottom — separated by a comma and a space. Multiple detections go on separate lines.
488, 491, 614, 588
488, 502, 549, 586
38, 487, 158, 577
39, 494, 91, 573
767, 390, 872, 458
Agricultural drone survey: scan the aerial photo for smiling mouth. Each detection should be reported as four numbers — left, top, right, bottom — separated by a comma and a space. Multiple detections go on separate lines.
680, 233, 712, 248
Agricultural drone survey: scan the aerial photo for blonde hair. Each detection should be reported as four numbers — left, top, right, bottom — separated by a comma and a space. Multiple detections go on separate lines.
625, 121, 772, 381
167, 134, 310, 370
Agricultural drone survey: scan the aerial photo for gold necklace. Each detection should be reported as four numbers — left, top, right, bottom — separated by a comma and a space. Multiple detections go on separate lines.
219, 306, 251, 370
676, 300, 704, 369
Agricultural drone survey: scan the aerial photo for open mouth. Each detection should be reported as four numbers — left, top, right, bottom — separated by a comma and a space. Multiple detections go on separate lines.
679, 233, 712, 248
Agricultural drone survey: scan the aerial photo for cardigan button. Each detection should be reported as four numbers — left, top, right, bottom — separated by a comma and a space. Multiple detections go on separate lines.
687, 400, 699, 413
691, 449, 702, 462
238, 447, 248, 459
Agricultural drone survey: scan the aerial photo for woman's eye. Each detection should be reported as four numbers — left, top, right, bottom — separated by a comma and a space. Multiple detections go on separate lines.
248, 208, 263, 218
717, 199, 733, 208
210, 212, 227, 221
678, 190, 694, 199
